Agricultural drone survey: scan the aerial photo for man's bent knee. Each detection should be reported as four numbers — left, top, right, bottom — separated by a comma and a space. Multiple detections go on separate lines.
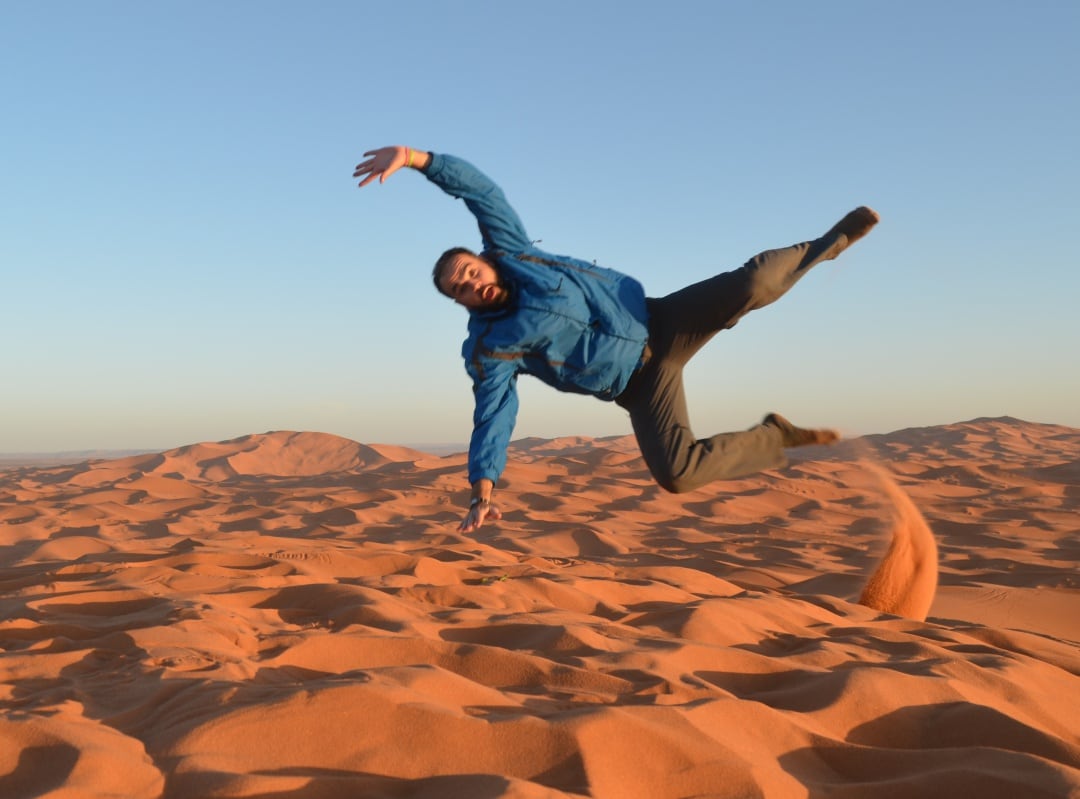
650, 464, 701, 494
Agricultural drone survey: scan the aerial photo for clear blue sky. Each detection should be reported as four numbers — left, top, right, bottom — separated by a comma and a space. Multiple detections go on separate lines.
3, 1, 1078, 453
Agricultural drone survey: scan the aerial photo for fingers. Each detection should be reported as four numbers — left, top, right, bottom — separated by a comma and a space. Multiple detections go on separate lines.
355, 164, 394, 188
457, 511, 479, 533
457, 503, 501, 533
457, 507, 478, 533
353, 156, 379, 176
355, 148, 385, 171
353, 154, 377, 173
353, 152, 401, 188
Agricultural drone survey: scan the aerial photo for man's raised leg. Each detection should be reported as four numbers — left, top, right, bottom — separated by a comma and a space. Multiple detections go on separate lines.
648, 206, 880, 361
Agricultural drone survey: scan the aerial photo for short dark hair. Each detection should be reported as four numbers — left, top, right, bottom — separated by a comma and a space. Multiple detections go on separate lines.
432, 247, 475, 297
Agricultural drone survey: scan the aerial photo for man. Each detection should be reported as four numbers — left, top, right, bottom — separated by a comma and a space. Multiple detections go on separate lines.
354, 146, 879, 533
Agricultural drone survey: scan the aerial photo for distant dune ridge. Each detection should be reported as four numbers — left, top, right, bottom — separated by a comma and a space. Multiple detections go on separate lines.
0, 417, 1078, 798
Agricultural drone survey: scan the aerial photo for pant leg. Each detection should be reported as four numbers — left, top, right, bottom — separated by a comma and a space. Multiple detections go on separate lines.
615, 236, 838, 493
616, 357, 787, 493
657, 236, 842, 363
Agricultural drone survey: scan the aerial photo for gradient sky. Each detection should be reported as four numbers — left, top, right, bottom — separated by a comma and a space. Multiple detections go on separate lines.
3, 1, 1078, 453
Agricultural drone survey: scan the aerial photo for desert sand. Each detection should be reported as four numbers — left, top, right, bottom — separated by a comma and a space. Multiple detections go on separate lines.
1, 416, 1077, 798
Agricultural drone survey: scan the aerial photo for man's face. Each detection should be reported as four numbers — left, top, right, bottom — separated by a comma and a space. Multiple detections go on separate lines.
439, 253, 509, 311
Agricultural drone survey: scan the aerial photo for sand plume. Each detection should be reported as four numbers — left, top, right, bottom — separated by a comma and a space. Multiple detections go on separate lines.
857, 462, 940, 621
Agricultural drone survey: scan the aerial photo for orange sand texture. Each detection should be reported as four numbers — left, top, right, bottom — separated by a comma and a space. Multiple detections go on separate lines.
1, 417, 1077, 798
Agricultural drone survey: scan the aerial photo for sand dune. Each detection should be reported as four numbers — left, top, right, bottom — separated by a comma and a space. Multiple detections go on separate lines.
1, 418, 1077, 798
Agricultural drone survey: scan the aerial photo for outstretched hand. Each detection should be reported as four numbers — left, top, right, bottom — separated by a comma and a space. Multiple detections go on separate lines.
458, 500, 502, 534
353, 146, 408, 188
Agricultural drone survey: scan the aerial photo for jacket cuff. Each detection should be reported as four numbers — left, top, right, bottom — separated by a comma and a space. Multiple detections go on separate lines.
468, 467, 501, 485
422, 152, 444, 176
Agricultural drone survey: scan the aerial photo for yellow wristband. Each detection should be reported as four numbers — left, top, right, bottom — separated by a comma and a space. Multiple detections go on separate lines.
405, 148, 414, 168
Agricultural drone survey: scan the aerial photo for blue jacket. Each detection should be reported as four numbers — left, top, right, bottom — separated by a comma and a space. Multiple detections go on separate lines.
425, 154, 650, 484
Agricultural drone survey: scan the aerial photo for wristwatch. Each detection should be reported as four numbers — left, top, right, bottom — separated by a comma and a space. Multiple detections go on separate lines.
469, 497, 490, 508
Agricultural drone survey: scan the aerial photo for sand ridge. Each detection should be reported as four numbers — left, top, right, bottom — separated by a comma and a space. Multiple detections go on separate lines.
0, 418, 1078, 797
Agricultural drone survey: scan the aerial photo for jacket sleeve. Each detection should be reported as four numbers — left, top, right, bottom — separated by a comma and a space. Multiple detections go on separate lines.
425, 153, 531, 254
466, 357, 519, 484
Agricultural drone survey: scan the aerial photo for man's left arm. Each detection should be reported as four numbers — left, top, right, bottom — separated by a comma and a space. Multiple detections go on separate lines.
459, 360, 519, 533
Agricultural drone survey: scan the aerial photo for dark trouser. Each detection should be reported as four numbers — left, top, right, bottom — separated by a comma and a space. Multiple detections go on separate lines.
615, 235, 841, 493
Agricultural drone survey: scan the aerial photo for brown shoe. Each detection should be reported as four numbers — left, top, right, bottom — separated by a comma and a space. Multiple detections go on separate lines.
825, 206, 880, 252
763, 413, 839, 448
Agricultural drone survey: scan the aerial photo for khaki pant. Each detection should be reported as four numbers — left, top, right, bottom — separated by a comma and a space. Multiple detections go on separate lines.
615, 235, 842, 493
